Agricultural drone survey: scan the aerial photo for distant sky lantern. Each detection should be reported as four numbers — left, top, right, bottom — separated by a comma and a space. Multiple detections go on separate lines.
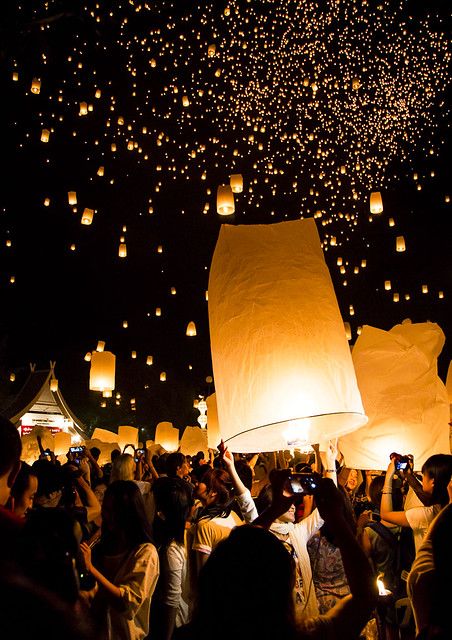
352, 77, 360, 90
102, 389, 112, 398
439, 291, 444, 299
41, 129, 50, 143
81, 208, 94, 225
171, 287, 176, 295
95, 89, 101, 99
122, 320, 128, 328
146, 355, 153, 365
79, 101, 88, 115
89, 351, 116, 392
155, 308, 161, 316
150, 58, 157, 67
369, 191, 383, 214
217, 185, 235, 216
12, 71, 18, 81
131, 350, 137, 359
160, 372, 166, 382
393, 293, 400, 302
344, 322, 352, 341
70, 243, 76, 251
186, 321, 197, 336
230, 174, 243, 193
389, 218, 395, 227
84, 352, 92, 362
208, 43, 216, 57
396, 236, 406, 252
385, 280, 392, 290
44, 198, 50, 206
340, 165, 346, 174
208, 218, 367, 452
9, 373, 15, 382
361, 259, 367, 268
157, 245, 163, 253
155, 422, 178, 451
97, 167, 104, 177
68, 191, 77, 205
119, 243, 127, 258
182, 95, 190, 107
337, 257, 343, 266
422, 284, 428, 294
111, 143, 117, 152
96, 341, 105, 352
31, 78, 41, 94
50, 378, 58, 392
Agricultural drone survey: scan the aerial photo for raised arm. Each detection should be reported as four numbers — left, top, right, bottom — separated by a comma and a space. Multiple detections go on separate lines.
380, 458, 409, 527
222, 446, 258, 523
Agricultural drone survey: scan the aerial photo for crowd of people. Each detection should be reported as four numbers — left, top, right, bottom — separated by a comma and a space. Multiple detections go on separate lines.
0, 414, 451, 640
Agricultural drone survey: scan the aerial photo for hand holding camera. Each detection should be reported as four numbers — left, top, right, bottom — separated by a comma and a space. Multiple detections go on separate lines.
390, 452, 412, 473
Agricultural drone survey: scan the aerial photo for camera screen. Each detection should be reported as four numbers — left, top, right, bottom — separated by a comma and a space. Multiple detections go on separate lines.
70, 446, 84, 453
396, 460, 408, 470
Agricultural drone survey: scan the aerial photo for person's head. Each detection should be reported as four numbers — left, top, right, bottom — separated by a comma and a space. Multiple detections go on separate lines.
234, 459, 253, 492
165, 452, 190, 479
101, 480, 153, 548
190, 463, 211, 486
192, 525, 295, 640
196, 467, 233, 507
0, 417, 22, 506
32, 459, 64, 507
153, 477, 194, 546
10, 462, 38, 518
110, 453, 135, 482
110, 448, 120, 463
369, 474, 403, 511
89, 447, 101, 461
421, 454, 452, 506
255, 483, 295, 523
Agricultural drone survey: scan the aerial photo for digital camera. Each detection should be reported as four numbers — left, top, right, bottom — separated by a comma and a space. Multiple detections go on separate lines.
289, 471, 321, 495
391, 452, 410, 471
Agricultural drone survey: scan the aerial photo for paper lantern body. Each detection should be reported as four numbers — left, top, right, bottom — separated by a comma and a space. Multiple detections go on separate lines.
89, 351, 116, 391
339, 322, 450, 470
118, 426, 139, 452
180, 426, 208, 457
54, 432, 72, 457
208, 218, 367, 452
91, 428, 120, 444
206, 393, 222, 450
155, 422, 179, 452
217, 185, 235, 216
369, 191, 383, 214
81, 208, 94, 225
396, 236, 406, 252
230, 174, 243, 193
186, 321, 197, 336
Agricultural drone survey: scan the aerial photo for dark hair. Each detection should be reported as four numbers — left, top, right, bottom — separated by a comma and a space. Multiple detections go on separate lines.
369, 474, 403, 511
188, 525, 295, 640
32, 459, 64, 498
152, 477, 193, 546
153, 452, 169, 475
422, 454, 452, 507
200, 468, 233, 507
0, 416, 22, 476
89, 447, 101, 459
255, 482, 273, 514
110, 449, 120, 462
191, 463, 212, 484
166, 452, 186, 478
234, 459, 253, 492
100, 480, 153, 549
10, 462, 37, 502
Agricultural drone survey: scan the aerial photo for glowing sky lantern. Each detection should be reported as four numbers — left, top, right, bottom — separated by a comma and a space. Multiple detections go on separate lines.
89, 350, 116, 392
396, 236, 406, 252
31, 78, 41, 94
79, 101, 88, 115
385, 280, 392, 290
186, 321, 197, 336
41, 129, 50, 143
217, 185, 235, 215
369, 191, 383, 214
208, 43, 216, 57
340, 322, 450, 470
50, 378, 59, 392
155, 421, 179, 451
160, 372, 166, 381
180, 425, 208, 456
208, 218, 367, 452
81, 208, 94, 225
68, 191, 77, 206
96, 341, 105, 352
230, 173, 243, 193
118, 243, 127, 258
146, 355, 153, 365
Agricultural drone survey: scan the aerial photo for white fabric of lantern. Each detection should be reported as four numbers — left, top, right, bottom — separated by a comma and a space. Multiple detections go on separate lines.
118, 426, 139, 452
339, 322, 450, 471
89, 351, 115, 391
208, 218, 367, 453
155, 422, 179, 452
91, 428, 120, 444
206, 393, 222, 450
180, 426, 208, 457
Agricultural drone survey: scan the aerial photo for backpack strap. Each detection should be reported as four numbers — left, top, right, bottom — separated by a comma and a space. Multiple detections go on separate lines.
367, 521, 399, 549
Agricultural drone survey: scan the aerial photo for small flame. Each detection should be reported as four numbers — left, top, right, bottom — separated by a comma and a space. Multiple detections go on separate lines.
377, 574, 391, 596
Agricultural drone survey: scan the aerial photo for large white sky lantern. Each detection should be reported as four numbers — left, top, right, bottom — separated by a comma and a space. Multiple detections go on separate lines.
208, 218, 367, 453
206, 393, 222, 450
180, 426, 208, 456
89, 351, 116, 391
339, 322, 450, 471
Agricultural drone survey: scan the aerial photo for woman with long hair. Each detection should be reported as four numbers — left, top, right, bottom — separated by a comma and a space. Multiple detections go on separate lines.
80, 480, 159, 640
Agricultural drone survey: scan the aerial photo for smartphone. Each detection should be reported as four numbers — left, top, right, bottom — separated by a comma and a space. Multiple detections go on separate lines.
289, 472, 320, 495
69, 446, 84, 454
395, 458, 409, 471
44, 448, 52, 457
136, 448, 145, 456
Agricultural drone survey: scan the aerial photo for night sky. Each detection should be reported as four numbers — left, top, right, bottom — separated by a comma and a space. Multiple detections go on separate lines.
1, 0, 451, 440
